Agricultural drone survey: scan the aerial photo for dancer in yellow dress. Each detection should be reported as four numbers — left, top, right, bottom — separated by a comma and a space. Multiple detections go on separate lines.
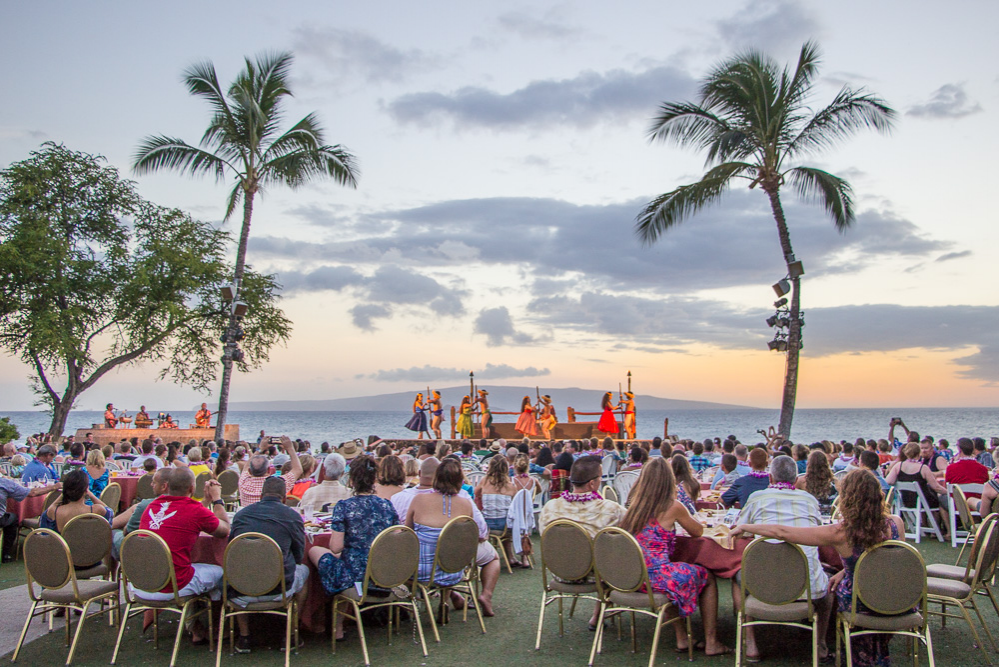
538, 395, 557, 439
475, 389, 493, 438
456, 395, 475, 439
618, 392, 636, 439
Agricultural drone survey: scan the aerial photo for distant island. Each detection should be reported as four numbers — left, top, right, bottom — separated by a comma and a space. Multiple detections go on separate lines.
223, 386, 756, 412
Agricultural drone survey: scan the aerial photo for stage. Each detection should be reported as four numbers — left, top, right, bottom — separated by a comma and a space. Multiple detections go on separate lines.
74, 424, 240, 446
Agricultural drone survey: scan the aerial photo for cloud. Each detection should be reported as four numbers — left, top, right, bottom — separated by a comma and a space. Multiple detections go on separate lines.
279, 265, 365, 292
908, 83, 983, 119
495, 10, 582, 41
350, 304, 391, 331
385, 65, 696, 130
936, 250, 973, 263
292, 26, 436, 84
367, 363, 551, 382
716, 1, 820, 54
474, 307, 535, 346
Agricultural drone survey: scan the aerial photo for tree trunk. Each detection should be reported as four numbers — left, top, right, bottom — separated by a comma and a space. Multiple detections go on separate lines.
215, 188, 256, 442
48, 394, 76, 438
764, 187, 801, 439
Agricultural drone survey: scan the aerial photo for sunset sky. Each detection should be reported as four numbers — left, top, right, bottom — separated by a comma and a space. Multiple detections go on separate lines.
1, 1, 996, 412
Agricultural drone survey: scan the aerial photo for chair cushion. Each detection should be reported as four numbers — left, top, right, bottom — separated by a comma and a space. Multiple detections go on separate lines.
337, 587, 408, 603
549, 579, 597, 594
925, 564, 972, 583
228, 598, 291, 611
608, 590, 669, 609
75, 564, 110, 580
132, 593, 198, 608
40, 580, 119, 604
744, 596, 811, 622
927, 577, 972, 599
846, 611, 923, 631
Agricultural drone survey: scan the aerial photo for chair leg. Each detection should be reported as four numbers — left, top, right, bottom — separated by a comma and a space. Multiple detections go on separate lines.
735, 611, 742, 667
215, 608, 226, 667
535, 591, 548, 650
587, 603, 607, 666
331, 599, 339, 653
956, 600, 991, 665
466, 585, 486, 634
411, 599, 428, 657
925, 624, 936, 667
352, 601, 370, 667
66, 602, 91, 665
284, 608, 292, 667
969, 597, 998, 653
647, 608, 666, 667
110, 603, 132, 665
169, 602, 191, 667
812, 617, 819, 667
421, 587, 441, 643
11, 600, 38, 662
557, 595, 564, 637
569, 595, 578, 619
630, 610, 637, 653
844, 620, 854, 667
685, 616, 693, 663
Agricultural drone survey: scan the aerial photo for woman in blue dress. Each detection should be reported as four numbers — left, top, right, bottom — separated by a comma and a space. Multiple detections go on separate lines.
733, 469, 905, 665
619, 458, 729, 656
404, 393, 429, 439
85, 449, 110, 500
308, 455, 398, 641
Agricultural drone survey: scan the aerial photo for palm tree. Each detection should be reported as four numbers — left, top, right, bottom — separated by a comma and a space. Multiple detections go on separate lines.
636, 42, 894, 437
134, 51, 359, 440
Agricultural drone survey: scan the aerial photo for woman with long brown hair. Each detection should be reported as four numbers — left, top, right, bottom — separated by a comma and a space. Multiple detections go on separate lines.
514, 396, 538, 438
597, 392, 618, 435
733, 469, 904, 666
669, 453, 700, 514
796, 449, 837, 510
619, 458, 729, 656
476, 454, 520, 565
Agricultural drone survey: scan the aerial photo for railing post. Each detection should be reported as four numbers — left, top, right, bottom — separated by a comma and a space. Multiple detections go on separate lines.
567, 407, 576, 423
450, 406, 456, 439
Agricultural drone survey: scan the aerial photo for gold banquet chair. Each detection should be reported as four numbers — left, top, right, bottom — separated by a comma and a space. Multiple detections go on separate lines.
217, 469, 239, 510
136, 473, 156, 502
12, 529, 120, 665
100, 482, 122, 514
112, 530, 215, 667
417, 515, 487, 642
836, 540, 935, 667
16, 489, 61, 559
589, 527, 693, 666
601, 485, 619, 504
332, 525, 428, 666
925, 513, 999, 618
535, 519, 599, 650
217, 533, 300, 667
736, 538, 819, 667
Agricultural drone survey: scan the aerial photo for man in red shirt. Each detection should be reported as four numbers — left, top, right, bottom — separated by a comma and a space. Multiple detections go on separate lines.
945, 437, 989, 500
136, 467, 230, 643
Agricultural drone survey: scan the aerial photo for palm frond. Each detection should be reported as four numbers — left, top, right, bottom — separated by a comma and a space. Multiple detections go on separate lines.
783, 41, 821, 110
647, 101, 731, 149
635, 162, 753, 245
261, 144, 359, 189
787, 88, 895, 158
260, 113, 324, 162
132, 135, 234, 182
224, 180, 243, 221
786, 166, 854, 230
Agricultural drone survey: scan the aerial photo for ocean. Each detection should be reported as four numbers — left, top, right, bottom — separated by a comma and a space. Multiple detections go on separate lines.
4, 407, 997, 447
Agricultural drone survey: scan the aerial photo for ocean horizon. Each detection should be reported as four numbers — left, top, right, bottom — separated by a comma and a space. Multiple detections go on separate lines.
3, 407, 996, 447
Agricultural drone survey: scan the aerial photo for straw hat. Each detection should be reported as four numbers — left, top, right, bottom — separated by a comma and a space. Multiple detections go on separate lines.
339, 441, 361, 459
489, 442, 501, 452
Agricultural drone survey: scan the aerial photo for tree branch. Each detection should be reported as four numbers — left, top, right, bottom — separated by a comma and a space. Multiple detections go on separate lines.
29, 349, 60, 406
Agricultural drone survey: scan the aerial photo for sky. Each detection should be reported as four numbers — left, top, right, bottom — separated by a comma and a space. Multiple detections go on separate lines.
1, 1, 997, 412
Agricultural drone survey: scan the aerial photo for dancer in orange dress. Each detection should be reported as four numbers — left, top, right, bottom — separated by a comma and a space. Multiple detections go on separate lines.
538, 395, 557, 439
618, 392, 636, 439
514, 396, 539, 438
597, 392, 618, 436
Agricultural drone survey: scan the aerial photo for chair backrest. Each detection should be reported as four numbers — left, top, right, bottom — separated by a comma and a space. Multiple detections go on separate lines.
136, 473, 155, 501
41, 489, 62, 511
602, 486, 618, 504
105, 461, 121, 472
465, 471, 485, 488
613, 471, 640, 507
217, 469, 239, 497
593, 527, 648, 594
224, 533, 285, 598
963, 513, 999, 575
972, 518, 999, 585
883, 486, 896, 508
541, 520, 593, 582
952, 485, 975, 531
24, 529, 74, 593
853, 539, 926, 616
62, 513, 112, 568
118, 458, 134, 470
741, 538, 811, 608
601, 456, 617, 480
119, 530, 179, 602
0, 462, 13, 477
284, 496, 300, 508
193, 471, 212, 498
433, 515, 479, 576
365, 525, 420, 591
100, 482, 121, 512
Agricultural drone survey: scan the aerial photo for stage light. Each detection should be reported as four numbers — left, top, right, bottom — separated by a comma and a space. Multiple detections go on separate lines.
766, 314, 779, 327
776, 316, 790, 329
768, 339, 781, 351
232, 301, 249, 318
220, 284, 235, 301
772, 279, 791, 297
774, 298, 787, 308
788, 260, 805, 279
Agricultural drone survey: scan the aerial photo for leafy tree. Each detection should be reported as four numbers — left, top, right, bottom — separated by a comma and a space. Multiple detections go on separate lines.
0, 143, 291, 436
635, 42, 894, 437
0, 417, 19, 444
133, 51, 359, 441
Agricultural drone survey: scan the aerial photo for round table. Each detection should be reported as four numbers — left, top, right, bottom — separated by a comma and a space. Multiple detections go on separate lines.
6, 494, 46, 522
672, 535, 843, 579
109, 475, 141, 507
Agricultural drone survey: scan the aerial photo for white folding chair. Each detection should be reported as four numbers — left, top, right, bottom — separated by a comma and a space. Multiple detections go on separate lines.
600, 455, 617, 484
894, 482, 944, 543
612, 471, 640, 508
947, 483, 984, 548
465, 471, 485, 489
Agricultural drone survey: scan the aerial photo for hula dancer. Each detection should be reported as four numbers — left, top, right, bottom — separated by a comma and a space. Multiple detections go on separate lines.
475, 389, 493, 438
404, 393, 430, 439
538, 394, 557, 439
597, 392, 618, 436
514, 396, 539, 438
429, 390, 443, 439
618, 391, 636, 439
456, 395, 475, 439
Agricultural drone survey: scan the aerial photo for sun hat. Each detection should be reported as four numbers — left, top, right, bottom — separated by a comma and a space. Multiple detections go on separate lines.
489, 442, 501, 452
339, 441, 361, 459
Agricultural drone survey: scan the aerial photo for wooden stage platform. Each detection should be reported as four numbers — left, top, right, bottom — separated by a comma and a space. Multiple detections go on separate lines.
75, 425, 240, 447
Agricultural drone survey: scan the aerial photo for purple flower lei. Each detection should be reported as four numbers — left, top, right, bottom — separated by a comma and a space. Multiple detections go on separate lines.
562, 490, 602, 503
768, 482, 796, 491
748, 470, 770, 479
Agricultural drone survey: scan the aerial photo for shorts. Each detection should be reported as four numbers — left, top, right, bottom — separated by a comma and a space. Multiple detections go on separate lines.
485, 517, 508, 532
130, 562, 224, 602
476, 541, 498, 567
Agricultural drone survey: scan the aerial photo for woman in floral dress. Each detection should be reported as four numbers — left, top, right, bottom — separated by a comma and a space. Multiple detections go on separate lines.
619, 458, 730, 656
309, 455, 398, 641
733, 469, 906, 665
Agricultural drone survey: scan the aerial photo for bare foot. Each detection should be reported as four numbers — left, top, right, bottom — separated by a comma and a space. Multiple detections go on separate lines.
704, 642, 733, 657
477, 595, 495, 617
450, 591, 466, 610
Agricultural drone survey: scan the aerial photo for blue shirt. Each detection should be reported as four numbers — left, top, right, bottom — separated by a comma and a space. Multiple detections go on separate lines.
0, 478, 30, 507
21, 458, 58, 484
721, 473, 770, 508
711, 460, 751, 487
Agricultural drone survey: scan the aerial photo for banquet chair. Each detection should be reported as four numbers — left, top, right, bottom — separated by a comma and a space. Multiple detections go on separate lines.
193, 471, 212, 504
612, 471, 640, 508
284, 496, 300, 508
894, 482, 945, 543
100, 482, 122, 514
836, 540, 934, 667
332, 525, 428, 666
112, 530, 215, 667
16, 489, 62, 560
217, 533, 300, 667
62, 513, 115, 625
736, 538, 818, 667
417, 516, 487, 642
947, 484, 983, 552
217, 469, 239, 510
927, 518, 999, 663
601, 486, 619, 504
12, 529, 119, 665
926, 513, 999, 616
0, 462, 14, 477
589, 527, 693, 666
135, 473, 155, 502
535, 520, 599, 650
883, 486, 896, 509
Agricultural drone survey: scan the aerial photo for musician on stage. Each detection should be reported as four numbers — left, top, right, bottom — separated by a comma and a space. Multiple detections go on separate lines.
195, 403, 213, 428
104, 403, 118, 429
135, 406, 151, 427
159, 414, 178, 429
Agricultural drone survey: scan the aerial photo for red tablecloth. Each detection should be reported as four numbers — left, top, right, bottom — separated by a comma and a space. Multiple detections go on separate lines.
7, 494, 46, 522
672, 536, 844, 580
110, 476, 140, 508
192, 531, 331, 634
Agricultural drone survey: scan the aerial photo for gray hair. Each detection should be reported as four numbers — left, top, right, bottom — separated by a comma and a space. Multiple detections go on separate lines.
770, 455, 798, 484
248, 454, 269, 477
323, 453, 346, 480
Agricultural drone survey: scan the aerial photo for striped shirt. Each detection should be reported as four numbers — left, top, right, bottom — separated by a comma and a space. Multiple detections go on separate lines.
738, 488, 828, 599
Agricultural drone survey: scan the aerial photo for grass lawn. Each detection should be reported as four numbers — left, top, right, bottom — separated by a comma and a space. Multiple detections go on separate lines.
1, 535, 997, 666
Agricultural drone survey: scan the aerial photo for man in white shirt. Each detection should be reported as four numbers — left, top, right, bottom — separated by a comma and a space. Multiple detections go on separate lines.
736, 455, 833, 662
131, 439, 164, 470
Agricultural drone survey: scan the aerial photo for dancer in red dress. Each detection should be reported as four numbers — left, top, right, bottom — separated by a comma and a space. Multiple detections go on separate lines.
514, 396, 539, 438
597, 392, 618, 435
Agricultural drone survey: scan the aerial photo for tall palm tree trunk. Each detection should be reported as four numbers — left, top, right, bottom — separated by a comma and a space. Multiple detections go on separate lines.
764, 187, 801, 439
214, 188, 255, 442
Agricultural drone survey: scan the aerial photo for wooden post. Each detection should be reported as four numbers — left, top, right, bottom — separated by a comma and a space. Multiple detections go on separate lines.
663, 417, 669, 438
567, 407, 576, 423
450, 406, 456, 439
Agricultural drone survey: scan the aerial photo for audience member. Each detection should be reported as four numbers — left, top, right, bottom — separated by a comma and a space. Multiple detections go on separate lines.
239, 436, 303, 506
721, 448, 770, 508
0, 475, 60, 562
21, 445, 59, 484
